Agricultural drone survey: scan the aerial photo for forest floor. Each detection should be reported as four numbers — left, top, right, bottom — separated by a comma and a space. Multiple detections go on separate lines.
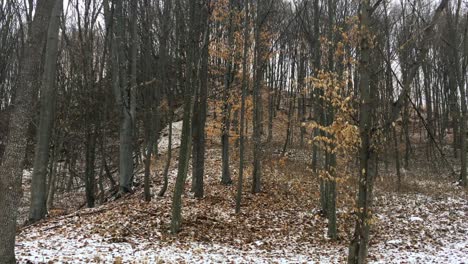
15, 121, 468, 263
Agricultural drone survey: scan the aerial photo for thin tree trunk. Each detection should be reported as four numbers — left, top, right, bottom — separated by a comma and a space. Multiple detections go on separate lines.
393, 126, 401, 191
159, 110, 173, 197
267, 60, 274, 143
282, 50, 296, 156
236, 0, 249, 214
141, 0, 155, 202
192, 4, 209, 197
325, 0, 337, 240
348, 1, 374, 262
311, 0, 321, 173
252, 0, 266, 193
85, 124, 97, 208
170, 0, 199, 234
157, 0, 173, 197
221, 0, 235, 185
46, 136, 61, 210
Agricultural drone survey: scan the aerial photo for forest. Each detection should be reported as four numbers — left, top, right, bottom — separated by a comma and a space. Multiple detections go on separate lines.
0, 0, 467, 263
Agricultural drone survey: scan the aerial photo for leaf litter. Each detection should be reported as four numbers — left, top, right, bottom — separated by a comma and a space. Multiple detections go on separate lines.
15, 123, 468, 263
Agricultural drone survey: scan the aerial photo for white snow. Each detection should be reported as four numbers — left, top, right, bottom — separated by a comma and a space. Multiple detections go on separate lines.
16, 190, 468, 264
16, 232, 331, 263
22, 169, 32, 180
386, 239, 402, 244
409, 216, 423, 222
157, 120, 183, 153
371, 240, 468, 264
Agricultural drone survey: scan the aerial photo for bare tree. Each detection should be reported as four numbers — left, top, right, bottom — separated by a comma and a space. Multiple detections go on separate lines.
29, 0, 62, 221
0, 0, 57, 262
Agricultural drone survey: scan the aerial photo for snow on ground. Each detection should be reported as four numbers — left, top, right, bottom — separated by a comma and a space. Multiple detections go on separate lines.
371, 240, 467, 264
17, 234, 336, 263
16, 190, 467, 263
15, 138, 467, 263
369, 193, 468, 263
18, 169, 34, 224
157, 120, 183, 153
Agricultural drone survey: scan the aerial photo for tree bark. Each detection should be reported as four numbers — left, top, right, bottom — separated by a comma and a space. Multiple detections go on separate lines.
192, 3, 209, 198
170, 0, 200, 234
29, 0, 62, 222
252, 0, 266, 194
0, 0, 56, 262
85, 124, 97, 207
221, 0, 235, 186
348, 1, 374, 262
236, 0, 249, 214
111, 0, 134, 194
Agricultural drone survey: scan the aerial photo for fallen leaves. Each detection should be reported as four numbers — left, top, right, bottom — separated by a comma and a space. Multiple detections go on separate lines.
14, 146, 468, 263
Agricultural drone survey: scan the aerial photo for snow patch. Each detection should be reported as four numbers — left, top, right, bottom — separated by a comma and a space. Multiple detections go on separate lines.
409, 216, 423, 222
158, 120, 183, 153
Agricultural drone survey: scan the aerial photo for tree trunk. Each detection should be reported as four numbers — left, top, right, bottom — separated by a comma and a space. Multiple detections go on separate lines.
141, 0, 154, 202
170, 0, 200, 234
192, 4, 209, 198
221, 0, 235, 185
311, 0, 321, 173
111, 0, 134, 194
157, 0, 173, 197
46, 135, 61, 210
0, 0, 56, 262
393, 126, 401, 191
460, 11, 468, 187
29, 0, 62, 223
236, 0, 249, 214
252, 0, 266, 194
85, 125, 97, 208
267, 60, 275, 143
348, 1, 374, 262
325, 0, 337, 240
159, 111, 173, 197
282, 50, 296, 156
